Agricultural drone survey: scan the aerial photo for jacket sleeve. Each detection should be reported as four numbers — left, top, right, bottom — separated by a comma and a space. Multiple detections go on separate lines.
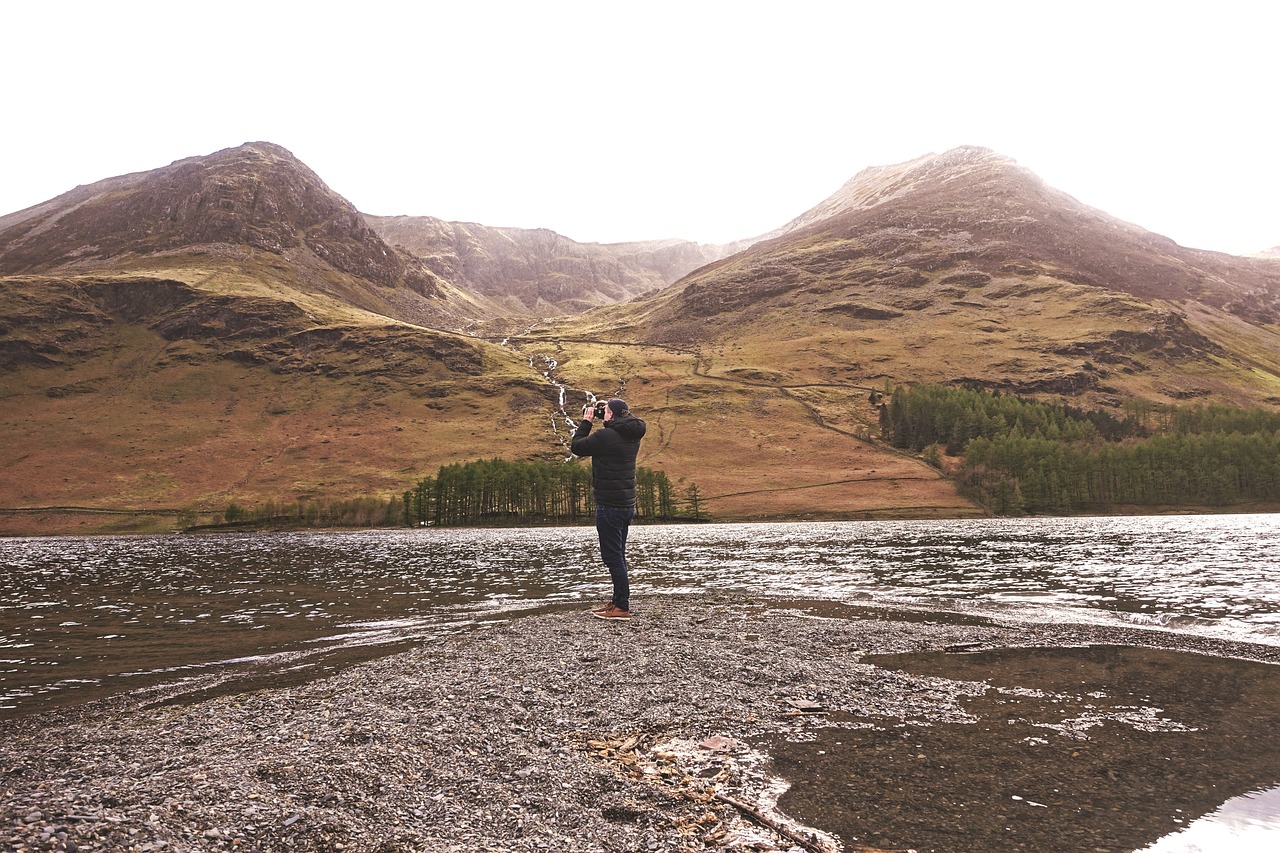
570, 419, 595, 456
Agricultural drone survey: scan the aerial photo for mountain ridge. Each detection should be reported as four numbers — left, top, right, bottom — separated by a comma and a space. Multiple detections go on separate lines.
0, 142, 522, 332
635, 145, 1280, 327
365, 214, 746, 317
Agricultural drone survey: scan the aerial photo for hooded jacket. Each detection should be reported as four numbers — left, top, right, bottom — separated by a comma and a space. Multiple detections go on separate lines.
571, 413, 648, 508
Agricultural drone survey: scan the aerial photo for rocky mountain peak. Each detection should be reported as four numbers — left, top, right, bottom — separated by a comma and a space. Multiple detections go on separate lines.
642, 145, 1280, 349
0, 142, 428, 290
770, 146, 1029, 238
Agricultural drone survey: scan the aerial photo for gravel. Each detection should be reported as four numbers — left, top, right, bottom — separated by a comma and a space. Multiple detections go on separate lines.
2, 594, 1276, 852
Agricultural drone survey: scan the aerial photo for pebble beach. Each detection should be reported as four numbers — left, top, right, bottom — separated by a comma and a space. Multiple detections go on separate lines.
4, 594, 1279, 853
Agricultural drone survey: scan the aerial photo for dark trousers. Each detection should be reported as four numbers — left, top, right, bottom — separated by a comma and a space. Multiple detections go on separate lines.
595, 503, 635, 611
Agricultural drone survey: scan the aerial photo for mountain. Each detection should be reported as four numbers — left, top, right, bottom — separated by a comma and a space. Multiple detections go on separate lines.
6, 143, 1280, 533
0, 142, 504, 330
0, 143, 561, 532
365, 215, 743, 317
558, 147, 1280, 406
0, 142, 397, 276
531, 148, 1280, 515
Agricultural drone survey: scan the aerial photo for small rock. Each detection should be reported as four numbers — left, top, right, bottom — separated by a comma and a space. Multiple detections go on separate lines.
699, 735, 746, 754
784, 698, 826, 712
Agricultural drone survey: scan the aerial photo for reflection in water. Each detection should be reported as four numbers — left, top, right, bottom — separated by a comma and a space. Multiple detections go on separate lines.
2, 514, 1279, 717
1138, 785, 1280, 852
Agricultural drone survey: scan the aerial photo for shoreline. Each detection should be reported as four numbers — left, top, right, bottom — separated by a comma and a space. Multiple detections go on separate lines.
5, 503, 1280, 538
3, 595, 1280, 852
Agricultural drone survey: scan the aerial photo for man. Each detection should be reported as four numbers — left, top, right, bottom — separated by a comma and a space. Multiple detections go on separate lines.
571, 397, 647, 620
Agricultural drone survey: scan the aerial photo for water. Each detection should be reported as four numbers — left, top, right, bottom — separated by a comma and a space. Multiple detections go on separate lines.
523, 348, 598, 455
3, 513, 1279, 851
1138, 785, 1280, 852
3, 514, 1280, 719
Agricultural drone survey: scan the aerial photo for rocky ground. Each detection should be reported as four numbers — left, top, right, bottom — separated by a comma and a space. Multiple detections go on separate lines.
3, 594, 1279, 853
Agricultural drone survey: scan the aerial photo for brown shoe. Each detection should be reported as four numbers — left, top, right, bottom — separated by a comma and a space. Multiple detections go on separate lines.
592, 605, 631, 620
590, 602, 613, 614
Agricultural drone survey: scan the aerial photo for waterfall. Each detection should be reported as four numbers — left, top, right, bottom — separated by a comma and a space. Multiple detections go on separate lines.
499, 339, 600, 460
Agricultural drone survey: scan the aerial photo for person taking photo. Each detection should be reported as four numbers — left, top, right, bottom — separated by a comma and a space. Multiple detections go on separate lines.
572, 398, 647, 620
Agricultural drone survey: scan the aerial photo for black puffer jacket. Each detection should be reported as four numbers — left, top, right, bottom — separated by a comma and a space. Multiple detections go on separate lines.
571, 414, 648, 507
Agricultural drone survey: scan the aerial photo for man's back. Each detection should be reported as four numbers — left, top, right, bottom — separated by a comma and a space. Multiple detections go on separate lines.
571, 413, 647, 507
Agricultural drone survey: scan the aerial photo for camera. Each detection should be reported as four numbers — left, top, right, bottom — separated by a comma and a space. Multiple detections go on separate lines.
593, 401, 607, 419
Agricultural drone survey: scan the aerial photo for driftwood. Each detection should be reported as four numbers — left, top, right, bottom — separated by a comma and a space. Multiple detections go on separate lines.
713, 791, 830, 853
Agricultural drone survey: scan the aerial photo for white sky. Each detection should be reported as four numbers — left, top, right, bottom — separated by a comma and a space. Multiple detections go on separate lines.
3, 1, 1277, 254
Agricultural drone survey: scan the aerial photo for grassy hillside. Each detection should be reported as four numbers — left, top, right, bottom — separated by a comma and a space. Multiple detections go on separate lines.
0, 268, 561, 535
576, 271, 1280, 408
506, 336, 982, 521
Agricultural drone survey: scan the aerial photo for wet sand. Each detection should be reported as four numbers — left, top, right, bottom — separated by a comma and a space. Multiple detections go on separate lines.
771, 644, 1280, 852
3, 594, 1279, 852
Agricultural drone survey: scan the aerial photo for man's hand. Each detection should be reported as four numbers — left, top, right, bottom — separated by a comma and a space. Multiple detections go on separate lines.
582, 404, 595, 421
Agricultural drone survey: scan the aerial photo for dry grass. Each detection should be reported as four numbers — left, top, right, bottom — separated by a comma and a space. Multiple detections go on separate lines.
9, 239, 1279, 535
553, 260, 1280, 412
0, 266, 560, 532
513, 339, 979, 521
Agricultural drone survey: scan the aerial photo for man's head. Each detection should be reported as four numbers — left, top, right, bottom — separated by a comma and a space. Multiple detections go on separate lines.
604, 398, 629, 421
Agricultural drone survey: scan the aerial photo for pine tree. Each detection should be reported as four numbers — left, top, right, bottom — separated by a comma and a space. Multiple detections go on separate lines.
683, 484, 707, 520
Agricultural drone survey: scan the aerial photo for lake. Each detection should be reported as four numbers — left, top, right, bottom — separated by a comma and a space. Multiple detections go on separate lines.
3, 513, 1280, 718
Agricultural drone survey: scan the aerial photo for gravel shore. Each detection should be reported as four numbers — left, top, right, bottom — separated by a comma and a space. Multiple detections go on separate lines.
4, 594, 1279, 853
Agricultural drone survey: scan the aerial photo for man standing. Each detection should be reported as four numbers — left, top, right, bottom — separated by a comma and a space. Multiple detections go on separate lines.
572, 397, 647, 620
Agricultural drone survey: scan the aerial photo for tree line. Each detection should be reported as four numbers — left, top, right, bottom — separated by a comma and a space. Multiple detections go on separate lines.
880, 383, 1145, 454
402, 458, 708, 527
882, 384, 1280, 514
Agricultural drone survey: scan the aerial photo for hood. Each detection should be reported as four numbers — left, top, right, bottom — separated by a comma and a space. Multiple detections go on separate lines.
607, 414, 647, 440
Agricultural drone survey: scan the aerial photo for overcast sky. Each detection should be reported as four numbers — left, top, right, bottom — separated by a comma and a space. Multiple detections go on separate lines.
3, 1, 1276, 253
